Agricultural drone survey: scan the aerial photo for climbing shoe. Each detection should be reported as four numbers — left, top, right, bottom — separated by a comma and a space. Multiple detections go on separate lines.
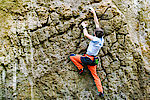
99, 92, 104, 97
79, 68, 84, 75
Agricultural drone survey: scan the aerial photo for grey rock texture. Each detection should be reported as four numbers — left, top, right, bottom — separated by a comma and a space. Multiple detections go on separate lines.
0, 0, 149, 99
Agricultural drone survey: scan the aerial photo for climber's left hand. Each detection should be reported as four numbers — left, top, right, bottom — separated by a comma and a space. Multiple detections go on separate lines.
81, 22, 88, 28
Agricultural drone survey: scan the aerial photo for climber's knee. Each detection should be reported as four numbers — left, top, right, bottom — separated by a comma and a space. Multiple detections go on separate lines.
69, 54, 76, 60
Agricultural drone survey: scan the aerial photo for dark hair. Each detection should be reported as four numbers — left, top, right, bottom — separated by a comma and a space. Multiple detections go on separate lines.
95, 28, 104, 38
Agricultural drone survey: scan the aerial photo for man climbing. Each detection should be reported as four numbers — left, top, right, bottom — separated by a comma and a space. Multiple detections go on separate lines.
69, 7, 104, 97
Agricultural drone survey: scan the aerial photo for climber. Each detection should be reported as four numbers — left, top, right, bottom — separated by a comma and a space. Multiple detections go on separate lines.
69, 7, 104, 97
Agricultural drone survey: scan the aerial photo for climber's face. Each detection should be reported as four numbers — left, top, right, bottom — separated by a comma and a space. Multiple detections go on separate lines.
94, 32, 96, 36
94, 29, 98, 37
94, 30, 96, 36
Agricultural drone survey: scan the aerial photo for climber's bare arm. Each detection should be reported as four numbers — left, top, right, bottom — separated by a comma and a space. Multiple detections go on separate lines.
89, 7, 100, 28
81, 22, 94, 40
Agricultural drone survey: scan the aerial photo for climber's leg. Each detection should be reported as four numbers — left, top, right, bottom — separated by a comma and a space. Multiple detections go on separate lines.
87, 65, 103, 93
70, 54, 84, 71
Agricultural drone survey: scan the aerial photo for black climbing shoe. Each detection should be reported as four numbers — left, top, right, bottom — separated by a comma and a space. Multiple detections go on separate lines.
79, 68, 84, 75
99, 92, 104, 97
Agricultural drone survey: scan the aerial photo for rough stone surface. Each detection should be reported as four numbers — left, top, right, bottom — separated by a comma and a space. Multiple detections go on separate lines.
0, 0, 149, 99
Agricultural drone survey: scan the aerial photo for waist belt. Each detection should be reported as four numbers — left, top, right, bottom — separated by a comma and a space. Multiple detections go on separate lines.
84, 54, 95, 57
81, 54, 99, 66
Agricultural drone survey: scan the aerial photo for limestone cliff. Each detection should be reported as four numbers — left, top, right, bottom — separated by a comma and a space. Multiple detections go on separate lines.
0, 0, 149, 99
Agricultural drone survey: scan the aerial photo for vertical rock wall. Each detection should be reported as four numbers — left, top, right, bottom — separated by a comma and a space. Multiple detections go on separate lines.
0, 0, 149, 99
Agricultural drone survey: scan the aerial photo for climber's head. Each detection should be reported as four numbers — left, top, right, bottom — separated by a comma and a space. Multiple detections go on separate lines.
94, 28, 104, 38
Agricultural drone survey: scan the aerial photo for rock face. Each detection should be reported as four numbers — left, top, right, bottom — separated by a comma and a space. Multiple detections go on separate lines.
0, 0, 149, 99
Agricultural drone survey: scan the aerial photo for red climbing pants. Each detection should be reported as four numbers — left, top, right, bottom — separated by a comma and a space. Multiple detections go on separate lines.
70, 54, 103, 93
